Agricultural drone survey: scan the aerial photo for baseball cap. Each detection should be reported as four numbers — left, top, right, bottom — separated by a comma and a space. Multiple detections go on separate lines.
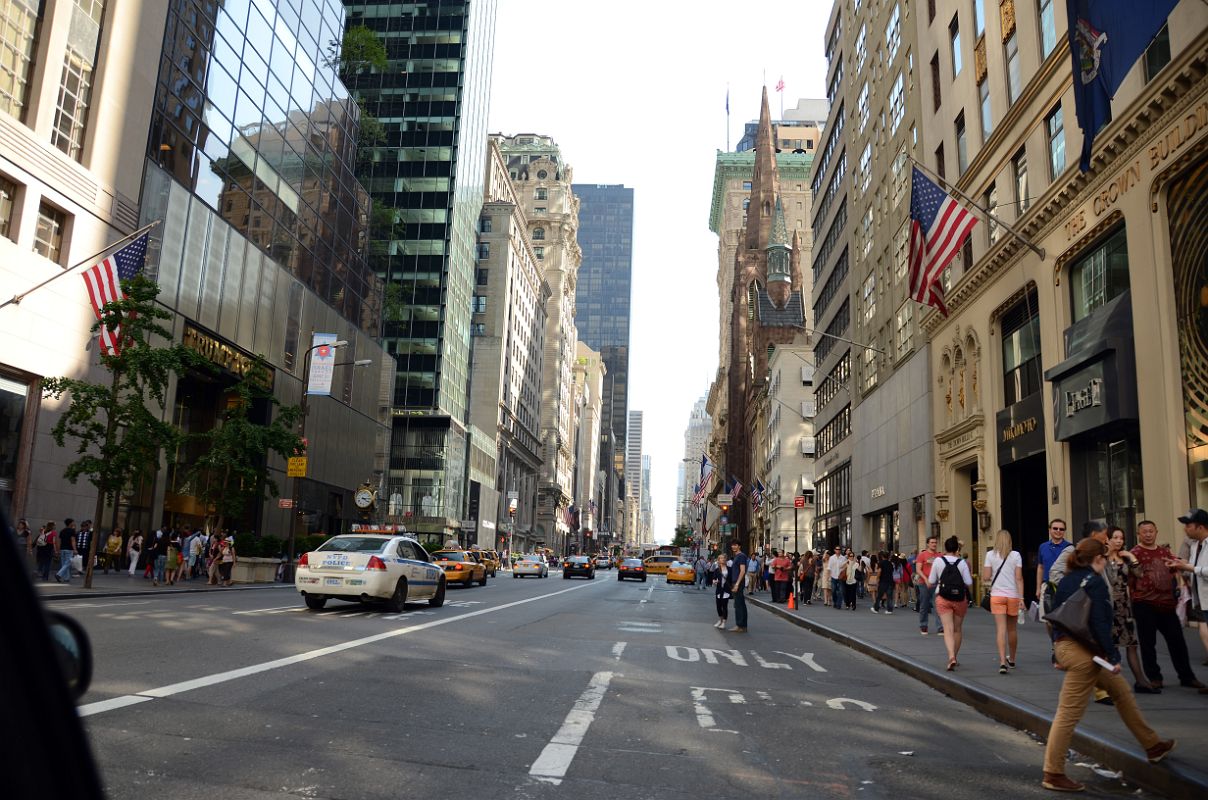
1177, 508, 1208, 526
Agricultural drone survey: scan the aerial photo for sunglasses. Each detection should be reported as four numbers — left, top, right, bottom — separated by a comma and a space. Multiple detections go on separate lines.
1051, 526, 1066, 532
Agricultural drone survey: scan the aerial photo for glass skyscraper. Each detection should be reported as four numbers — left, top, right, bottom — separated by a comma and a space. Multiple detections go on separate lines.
342, 0, 497, 537
572, 183, 633, 462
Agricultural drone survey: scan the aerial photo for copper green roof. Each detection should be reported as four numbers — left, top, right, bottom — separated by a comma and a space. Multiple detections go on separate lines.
709, 150, 814, 234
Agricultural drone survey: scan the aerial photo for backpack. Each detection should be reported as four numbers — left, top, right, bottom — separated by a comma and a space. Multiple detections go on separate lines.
937, 556, 966, 601
35, 530, 48, 547
893, 565, 903, 583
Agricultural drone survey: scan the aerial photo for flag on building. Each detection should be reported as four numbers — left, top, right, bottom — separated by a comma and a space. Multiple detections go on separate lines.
81, 233, 150, 355
908, 167, 977, 317
751, 479, 765, 510
775, 77, 785, 92
693, 456, 714, 503
729, 476, 744, 499
1067, 0, 1178, 171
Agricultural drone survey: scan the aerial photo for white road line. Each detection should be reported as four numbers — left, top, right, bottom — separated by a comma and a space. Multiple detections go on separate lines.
611, 642, 627, 661
639, 584, 654, 604
78, 580, 607, 718
528, 671, 616, 785
232, 605, 299, 615
55, 600, 153, 610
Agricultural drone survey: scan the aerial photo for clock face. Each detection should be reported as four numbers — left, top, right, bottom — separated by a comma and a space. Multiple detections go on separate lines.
354, 488, 374, 508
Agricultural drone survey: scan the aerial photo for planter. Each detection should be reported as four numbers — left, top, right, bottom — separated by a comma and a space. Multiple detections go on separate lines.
230, 556, 284, 584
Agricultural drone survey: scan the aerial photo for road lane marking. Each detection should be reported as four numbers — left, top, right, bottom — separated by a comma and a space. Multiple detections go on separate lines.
233, 605, 299, 615
689, 687, 738, 734
773, 651, 827, 672
639, 584, 654, 603
54, 600, 153, 610
611, 641, 626, 660
826, 697, 876, 711
528, 671, 616, 785
77, 579, 608, 718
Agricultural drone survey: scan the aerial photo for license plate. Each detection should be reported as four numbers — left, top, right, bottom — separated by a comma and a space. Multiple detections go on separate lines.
325, 578, 343, 586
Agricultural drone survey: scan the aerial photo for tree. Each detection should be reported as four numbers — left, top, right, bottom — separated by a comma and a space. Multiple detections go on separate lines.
42, 275, 207, 588
329, 25, 388, 76
672, 524, 695, 550
187, 357, 303, 538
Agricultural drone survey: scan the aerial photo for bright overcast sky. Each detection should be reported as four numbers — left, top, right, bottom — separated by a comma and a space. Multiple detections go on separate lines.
489, 1, 831, 542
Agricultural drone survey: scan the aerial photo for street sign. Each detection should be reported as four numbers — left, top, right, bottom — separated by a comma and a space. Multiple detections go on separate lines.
720, 515, 728, 524
287, 456, 308, 477
278, 498, 294, 509
507, 490, 519, 499
717, 493, 733, 505
794, 495, 806, 509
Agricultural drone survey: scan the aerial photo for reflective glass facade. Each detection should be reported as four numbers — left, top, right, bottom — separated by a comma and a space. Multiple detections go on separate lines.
573, 184, 633, 451
148, 0, 378, 332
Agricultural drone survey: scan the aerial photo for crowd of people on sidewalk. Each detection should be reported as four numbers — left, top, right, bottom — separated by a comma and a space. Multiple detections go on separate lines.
15, 518, 241, 587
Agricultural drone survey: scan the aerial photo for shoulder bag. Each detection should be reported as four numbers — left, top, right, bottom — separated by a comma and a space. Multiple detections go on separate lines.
1045, 575, 1103, 655
980, 554, 1008, 612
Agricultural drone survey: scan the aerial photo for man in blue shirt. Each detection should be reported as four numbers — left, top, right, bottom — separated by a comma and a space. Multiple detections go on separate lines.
727, 539, 749, 632
1037, 518, 1071, 605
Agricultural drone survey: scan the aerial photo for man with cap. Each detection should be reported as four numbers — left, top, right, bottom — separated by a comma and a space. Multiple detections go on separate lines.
1131, 519, 1205, 690
1166, 509, 1208, 691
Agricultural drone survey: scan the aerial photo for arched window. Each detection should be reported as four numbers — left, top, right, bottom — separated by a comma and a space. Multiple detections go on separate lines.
533, 227, 545, 240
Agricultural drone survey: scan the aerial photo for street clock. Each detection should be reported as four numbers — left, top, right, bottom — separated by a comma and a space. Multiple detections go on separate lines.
353, 484, 376, 510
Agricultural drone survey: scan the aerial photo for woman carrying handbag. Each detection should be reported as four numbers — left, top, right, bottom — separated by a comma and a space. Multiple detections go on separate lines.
1041, 538, 1174, 793
982, 530, 1024, 674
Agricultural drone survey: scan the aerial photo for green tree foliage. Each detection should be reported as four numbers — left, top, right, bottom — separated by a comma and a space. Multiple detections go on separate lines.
332, 25, 388, 77
187, 357, 303, 537
672, 524, 695, 549
42, 274, 207, 587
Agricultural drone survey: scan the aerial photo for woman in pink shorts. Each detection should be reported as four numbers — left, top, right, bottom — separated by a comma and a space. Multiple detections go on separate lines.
983, 529, 1024, 674
927, 535, 973, 671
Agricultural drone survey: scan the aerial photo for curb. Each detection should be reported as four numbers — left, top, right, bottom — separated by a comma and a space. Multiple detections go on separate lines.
39, 583, 292, 602
750, 596, 1208, 800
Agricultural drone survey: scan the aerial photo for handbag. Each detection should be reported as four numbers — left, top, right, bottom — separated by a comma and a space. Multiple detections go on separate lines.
980, 555, 1008, 612
1045, 576, 1103, 655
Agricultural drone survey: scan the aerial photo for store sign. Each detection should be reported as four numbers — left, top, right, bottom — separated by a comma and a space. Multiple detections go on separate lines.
1064, 377, 1104, 417
995, 392, 1045, 467
870, 486, 886, 500
182, 324, 272, 388
307, 333, 338, 396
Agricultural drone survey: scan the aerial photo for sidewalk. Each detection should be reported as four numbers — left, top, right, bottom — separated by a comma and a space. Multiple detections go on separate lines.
749, 590, 1208, 800
32, 569, 287, 601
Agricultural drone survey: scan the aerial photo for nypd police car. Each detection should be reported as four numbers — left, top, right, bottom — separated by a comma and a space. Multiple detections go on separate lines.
295, 534, 445, 611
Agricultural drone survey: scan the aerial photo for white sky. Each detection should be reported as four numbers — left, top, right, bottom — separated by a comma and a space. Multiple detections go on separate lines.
489, 1, 832, 542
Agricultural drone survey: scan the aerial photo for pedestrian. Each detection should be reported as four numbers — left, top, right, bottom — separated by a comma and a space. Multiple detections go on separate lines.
842, 548, 859, 610
1130, 520, 1204, 689
762, 552, 772, 593
747, 551, 761, 594
820, 550, 832, 606
34, 522, 56, 581
217, 533, 237, 586
713, 552, 731, 629
771, 549, 792, 604
915, 535, 943, 635
1036, 518, 1072, 612
704, 555, 717, 588
102, 527, 123, 574
694, 554, 707, 590
166, 531, 181, 585
1040, 538, 1175, 793
15, 517, 31, 572
872, 550, 894, 614
798, 551, 816, 604
1104, 526, 1158, 694
983, 529, 1024, 674
894, 554, 911, 610
55, 518, 76, 583
1166, 509, 1208, 679
127, 529, 143, 576
151, 528, 169, 586
829, 545, 846, 609
929, 536, 973, 671
74, 520, 94, 577
208, 531, 225, 585
856, 550, 870, 598
726, 539, 749, 632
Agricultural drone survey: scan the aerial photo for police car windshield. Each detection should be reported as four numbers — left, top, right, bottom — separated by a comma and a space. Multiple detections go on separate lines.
318, 537, 389, 553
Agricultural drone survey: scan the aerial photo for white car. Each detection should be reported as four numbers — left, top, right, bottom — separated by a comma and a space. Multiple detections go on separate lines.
593, 555, 612, 570
295, 534, 446, 611
513, 556, 549, 578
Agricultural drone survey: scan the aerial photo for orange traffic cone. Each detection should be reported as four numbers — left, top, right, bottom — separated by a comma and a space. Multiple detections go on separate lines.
788, 590, 797, 610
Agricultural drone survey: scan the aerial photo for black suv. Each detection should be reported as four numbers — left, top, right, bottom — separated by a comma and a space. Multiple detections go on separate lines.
561, 555, 595, 579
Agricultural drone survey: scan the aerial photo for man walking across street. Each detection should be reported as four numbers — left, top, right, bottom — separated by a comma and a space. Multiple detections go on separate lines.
727, 539, 749, 632
915, 535, 943, 634
1167, 509, 1208, 692
1132, 520, 1205, 689
694, 554, 707, 590
55, 518, 76, 583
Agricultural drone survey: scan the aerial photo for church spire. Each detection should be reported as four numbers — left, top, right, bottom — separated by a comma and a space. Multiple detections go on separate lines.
744, 86, 781, 251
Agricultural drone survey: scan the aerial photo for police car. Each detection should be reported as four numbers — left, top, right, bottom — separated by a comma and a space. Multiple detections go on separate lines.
295, 534, 446, 611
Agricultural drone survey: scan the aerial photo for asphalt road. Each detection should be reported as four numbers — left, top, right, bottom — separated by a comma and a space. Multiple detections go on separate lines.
59, 571, 1159, 799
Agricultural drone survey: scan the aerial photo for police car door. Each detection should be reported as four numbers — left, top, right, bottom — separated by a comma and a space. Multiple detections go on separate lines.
400, 541, 437, 599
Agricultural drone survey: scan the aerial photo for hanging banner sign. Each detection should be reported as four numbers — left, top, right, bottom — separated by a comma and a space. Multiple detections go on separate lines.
307, 333, 338, 395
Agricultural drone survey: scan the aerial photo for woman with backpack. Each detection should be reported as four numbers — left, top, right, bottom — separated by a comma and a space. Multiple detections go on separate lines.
928, 535, 973, 670
983, 529, 1025, 674
34, 522, 56, 581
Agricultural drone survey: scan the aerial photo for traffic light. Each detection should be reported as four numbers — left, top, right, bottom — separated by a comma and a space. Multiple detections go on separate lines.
720, 501, 730, 515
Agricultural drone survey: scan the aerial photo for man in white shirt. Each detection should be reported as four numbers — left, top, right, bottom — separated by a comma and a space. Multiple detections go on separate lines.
1168, 508, 1208, 692
828, 546, 847, 609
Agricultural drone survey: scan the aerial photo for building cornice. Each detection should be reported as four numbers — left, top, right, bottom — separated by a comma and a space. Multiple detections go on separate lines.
709, 151, 814, 234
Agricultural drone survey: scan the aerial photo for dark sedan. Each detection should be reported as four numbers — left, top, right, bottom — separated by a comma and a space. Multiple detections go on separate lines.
617, 558, 647, 582
562, 555, 595, 579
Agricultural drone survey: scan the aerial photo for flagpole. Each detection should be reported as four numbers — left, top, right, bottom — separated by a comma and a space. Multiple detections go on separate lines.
907, 155, 1045, 260
0, 219, 162, 311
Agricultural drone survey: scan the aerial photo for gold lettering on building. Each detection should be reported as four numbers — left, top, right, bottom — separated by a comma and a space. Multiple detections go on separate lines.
1092, 161, 1141, 217
1148, 100, 1208, 170
1000, 416, 1037, 443
182, 325, 272, 388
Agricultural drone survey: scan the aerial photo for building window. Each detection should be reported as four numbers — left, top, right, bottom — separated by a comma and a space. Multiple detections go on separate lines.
52, 51, 94, 160
862, 273, 876, 324
0, 176, 15, 239
1144, 24, 1171, 83
935, 142, 946, 182
1046, 104, 1066, 178
1070, 227, 1129, 322
861, 345, 878, 391
855, 23, 867, 73
475, 268, 488, 286
479, 217, 492, 233
985, 184, 999, 244
949, 16, 962, 77
973, 0, 985, 37
743, 180, 752, 190
857, 81, 869, 133
535, 188, 547, 200
0, 0, 39, 119
532, 227, 545, 240
476, 242, 489, 260
34, 203, 66, 264
889, 71, 905, 134
955, 111, 968, 175
1005, 33, 1022, 105
978, 79, 992, 139
1013, 148, 1029, 214
1038, 0, 1057, 57
895, 301, 913, 357
534, 246, 544, 259
534, 207, 546, 214
892, 147, 908, 209
1001, 291, 1041, 406
859, 143, 872, 193
886, 3, 901, 61
894, 224, 909, 281
471, 323, 485, 336
472, 295, 487, 313
930, 51, 942, 111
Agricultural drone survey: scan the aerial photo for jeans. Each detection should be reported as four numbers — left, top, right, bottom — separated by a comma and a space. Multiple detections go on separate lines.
695, 571, 707, 590
831, 577, 843, 608
843, 582, 857, 608
56, 551, 74, 582
917, 583, 942, 630
875, 580, 894, 611
154, 555, 167, 583
732, 588, 748, 628
36, 548, 52, 581
1133, 601, 1197, 684
1043, 638, 1159, 774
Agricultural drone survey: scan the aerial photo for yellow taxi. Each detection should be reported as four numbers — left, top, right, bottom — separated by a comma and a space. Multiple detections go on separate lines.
430, 550, 488, 587
473, 549, 500, 577
666, 560, 696, 585
643, 555, 676, 575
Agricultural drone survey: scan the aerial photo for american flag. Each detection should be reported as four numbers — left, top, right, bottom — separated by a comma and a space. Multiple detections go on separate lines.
729, 476, 743, 499
81, 233, 149, 355
751, 479, 765, 510
908, 167, 977, 317
775, 77, 785, 92
692, 456, 714, 504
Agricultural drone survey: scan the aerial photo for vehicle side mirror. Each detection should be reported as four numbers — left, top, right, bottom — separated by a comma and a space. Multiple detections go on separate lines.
46, 611, 93, 700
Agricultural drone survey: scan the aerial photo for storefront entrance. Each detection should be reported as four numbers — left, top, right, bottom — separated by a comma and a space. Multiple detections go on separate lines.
1000, 452, 1048, 600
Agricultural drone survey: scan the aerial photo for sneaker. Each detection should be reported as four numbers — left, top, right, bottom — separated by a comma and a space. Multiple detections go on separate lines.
937, 628, 945, 634
1007, 658, 1016, 669
729, 626, 748, 632
870, 608, 879, 614
920, 627, 928, 635
1145, 739, 1176, 764
885, 610, 893, 614
999, 663, 1008, 675
1041, 773, 1085, 792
